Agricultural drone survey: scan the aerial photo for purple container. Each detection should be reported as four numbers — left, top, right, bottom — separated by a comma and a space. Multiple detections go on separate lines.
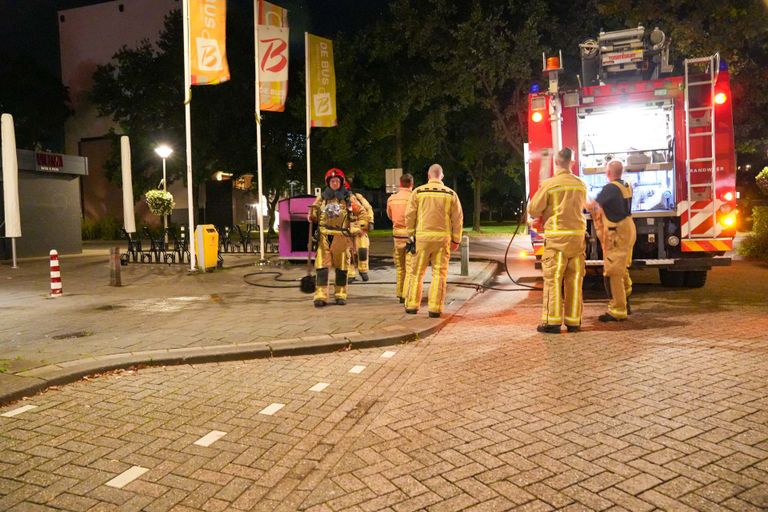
278, 195, 317, 259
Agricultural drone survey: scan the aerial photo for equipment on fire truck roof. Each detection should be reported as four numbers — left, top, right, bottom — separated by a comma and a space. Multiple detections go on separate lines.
579, 25, 672, 86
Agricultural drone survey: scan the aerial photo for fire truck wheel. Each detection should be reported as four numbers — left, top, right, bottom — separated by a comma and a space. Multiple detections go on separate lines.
683, 270, 708, 288
659, 269, 686, 287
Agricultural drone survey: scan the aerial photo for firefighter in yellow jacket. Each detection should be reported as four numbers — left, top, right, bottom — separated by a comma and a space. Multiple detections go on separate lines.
404, 164, 463, 318
386, 173, 414, 302
528, 148, 587, 333
308, 168, 370, 307
589, 160, 636, 321
345, 179, 375, 282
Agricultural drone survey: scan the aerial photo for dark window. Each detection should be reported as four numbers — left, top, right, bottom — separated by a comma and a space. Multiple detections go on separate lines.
60, 14, 65, 22
118, 4, 124, 12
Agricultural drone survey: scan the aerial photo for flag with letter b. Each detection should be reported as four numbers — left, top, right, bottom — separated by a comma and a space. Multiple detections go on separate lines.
307, 33, 337, 128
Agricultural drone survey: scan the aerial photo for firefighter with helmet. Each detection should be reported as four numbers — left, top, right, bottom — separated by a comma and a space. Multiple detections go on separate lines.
404, 164, 463, 318
527, 147, 587, 333
308, 168, 370, 307
589, 159, 636, 321
344, 178, 375, 282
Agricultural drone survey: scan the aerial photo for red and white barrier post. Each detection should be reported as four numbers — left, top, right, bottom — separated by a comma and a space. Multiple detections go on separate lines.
49, 250, 62, 297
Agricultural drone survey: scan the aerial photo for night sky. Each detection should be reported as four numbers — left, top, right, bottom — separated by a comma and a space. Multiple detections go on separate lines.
0, 0, 390, 78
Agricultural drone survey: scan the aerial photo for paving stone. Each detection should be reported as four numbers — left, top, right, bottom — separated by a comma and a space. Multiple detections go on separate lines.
1, 259, 767, 511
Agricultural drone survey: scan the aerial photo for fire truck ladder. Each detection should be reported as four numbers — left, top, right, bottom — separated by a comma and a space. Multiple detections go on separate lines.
683, 53, 720, 238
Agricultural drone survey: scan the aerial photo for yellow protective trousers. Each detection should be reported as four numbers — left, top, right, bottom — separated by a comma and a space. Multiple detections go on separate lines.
405, 240, 450, 314
348, 232, 370, 277
541, 247, 586, 327
314, 233, 350, 302
602, 217, 636, 319
393, 238, 413, 300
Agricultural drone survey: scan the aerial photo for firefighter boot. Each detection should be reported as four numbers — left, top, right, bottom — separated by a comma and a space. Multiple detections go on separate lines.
334, 269, 348, 304
314, 268, 329, 307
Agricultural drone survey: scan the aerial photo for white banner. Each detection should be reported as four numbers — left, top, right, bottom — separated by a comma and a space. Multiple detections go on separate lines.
1, 113, 21, 238
258, 25, 289, 82
120, 136, 136, 234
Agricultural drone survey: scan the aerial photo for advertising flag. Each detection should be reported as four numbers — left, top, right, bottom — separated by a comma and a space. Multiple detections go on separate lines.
307, 34, 337, 127
190, 0, 230, 85
258, 0, 289, 112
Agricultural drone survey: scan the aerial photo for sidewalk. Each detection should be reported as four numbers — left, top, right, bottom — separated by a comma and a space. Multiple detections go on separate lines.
0, 243, 498, 404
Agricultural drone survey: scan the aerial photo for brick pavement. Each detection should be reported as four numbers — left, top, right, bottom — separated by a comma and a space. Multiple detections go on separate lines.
0, 245, 495, 403
1, 260, 767, 510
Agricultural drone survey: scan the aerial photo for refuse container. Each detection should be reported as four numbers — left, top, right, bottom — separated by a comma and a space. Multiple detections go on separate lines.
194, 224, 219, 270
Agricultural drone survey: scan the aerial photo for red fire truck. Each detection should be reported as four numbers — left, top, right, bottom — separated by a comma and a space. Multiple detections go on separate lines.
526, 26, 737, 288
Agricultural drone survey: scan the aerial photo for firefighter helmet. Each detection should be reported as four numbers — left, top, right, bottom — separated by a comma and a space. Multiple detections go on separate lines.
325, 168, 346, 185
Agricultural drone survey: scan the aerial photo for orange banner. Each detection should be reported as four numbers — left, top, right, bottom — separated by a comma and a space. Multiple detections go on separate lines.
258, 0, 289, 111
190, 0, 230, 85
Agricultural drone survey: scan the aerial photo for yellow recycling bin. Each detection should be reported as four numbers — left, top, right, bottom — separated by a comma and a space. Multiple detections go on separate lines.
194, 225, 219, 271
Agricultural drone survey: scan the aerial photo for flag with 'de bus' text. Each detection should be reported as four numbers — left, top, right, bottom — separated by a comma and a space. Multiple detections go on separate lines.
307, 34, 337, 127
190, 0, 230, 85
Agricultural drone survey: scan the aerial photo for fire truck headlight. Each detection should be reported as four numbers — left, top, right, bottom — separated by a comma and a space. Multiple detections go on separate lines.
667, 235, 680, 247
723, 191, 734, 202
714, 92, 728, 105
531, 111, 544, 123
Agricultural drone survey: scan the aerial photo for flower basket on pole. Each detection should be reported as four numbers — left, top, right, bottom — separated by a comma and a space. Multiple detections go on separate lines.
145, 190, 175, 216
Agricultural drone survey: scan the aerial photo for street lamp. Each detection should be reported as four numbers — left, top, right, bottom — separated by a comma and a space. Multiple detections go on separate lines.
154, 144, 173, 243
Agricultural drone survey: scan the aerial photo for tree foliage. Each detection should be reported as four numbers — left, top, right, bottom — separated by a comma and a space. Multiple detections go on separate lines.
90, 5, 306, 212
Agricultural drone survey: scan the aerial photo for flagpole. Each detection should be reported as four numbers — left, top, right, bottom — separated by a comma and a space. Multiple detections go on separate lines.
304, 32, 312, 195
182, 0, 197, 271
254, 0, 266, 262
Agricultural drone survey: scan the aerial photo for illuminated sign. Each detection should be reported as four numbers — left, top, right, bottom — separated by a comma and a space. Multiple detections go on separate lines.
35, 152, 64, 172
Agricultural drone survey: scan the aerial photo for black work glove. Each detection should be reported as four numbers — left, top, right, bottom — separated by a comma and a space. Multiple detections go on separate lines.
405, 238, 416, 254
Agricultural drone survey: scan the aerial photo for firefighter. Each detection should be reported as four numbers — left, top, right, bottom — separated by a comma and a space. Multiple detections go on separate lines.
345, 178, 374, 282
404, 164, 463, 318
386, 173, 414, 302
589, 159, 636, 321
527, 147, 587, 334
308, 168, 369, 307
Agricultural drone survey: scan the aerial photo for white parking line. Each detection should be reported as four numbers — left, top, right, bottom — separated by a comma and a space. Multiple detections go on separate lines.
349, 365, 366, 374
309, 382, 330, 392
381, 351, 397, 359
1, 405, 37, 418
259, 403, 285, 416
193, 430, 227, 447
105, 466, 148, 488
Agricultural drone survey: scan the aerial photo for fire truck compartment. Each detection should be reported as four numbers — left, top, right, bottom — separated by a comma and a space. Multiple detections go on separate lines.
577, 101, 675, 212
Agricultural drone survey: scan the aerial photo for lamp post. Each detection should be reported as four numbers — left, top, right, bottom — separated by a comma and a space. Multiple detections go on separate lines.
155, 145, 173, 244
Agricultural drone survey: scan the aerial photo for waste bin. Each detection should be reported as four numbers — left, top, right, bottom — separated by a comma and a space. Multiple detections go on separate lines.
278, 195, 316, 259
194, 224, 219, 270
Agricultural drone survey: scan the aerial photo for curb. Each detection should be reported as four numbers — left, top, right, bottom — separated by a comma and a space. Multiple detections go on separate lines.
0, 261, 499, 406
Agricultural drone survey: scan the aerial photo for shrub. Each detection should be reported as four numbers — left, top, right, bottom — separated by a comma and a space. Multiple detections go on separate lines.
756, 167, 768, 196
81, 217, 100, 240
99, 215, 122, 240
738, 206, 768, 261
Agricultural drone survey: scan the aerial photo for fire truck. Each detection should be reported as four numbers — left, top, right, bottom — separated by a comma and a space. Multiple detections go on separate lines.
526, 26, 737, 288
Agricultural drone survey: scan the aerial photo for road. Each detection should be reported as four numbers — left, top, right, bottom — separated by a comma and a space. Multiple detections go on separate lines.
1, 256, 767, 511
